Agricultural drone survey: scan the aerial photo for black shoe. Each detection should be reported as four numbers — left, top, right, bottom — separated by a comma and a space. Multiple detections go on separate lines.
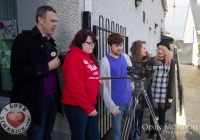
156, 130, 162, 140
156, 137, 161, 140
148, 133, 154, 139
156, 134, 161, 140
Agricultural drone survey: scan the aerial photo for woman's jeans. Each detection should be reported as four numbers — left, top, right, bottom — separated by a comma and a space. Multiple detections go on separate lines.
63, 104, 100, 140
111, 102, 140, 140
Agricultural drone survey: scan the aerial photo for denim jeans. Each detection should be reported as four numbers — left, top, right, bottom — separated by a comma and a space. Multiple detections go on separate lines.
63, 104, 100, 140
111, 102, 140, 140
26, 93, 57, 140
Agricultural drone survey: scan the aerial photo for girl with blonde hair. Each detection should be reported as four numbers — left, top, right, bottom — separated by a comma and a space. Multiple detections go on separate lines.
148, 41, 175, 140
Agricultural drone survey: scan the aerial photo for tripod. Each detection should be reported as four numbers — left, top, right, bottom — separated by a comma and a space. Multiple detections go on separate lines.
121, 78, 164, 140
88, 76, 164, 139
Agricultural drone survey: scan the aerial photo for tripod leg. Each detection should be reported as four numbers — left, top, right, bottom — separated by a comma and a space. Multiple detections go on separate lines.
138, 95, 145, 134
132, 95, 143, 140
133, 109, 141, 139
143, 90, 164, 140
121, 95, 138, 140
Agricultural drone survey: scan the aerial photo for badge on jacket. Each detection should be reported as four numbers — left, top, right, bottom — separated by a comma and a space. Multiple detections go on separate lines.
51, 52, 56, 57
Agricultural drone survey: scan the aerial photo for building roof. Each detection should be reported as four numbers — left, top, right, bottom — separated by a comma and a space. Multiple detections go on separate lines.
161, 0, 168, 12
163, 30, 170, 36
161, 34, 174, 42
190, 0, 200, 33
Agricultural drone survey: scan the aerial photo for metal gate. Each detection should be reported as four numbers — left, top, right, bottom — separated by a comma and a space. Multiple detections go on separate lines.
93, 15, 129, 140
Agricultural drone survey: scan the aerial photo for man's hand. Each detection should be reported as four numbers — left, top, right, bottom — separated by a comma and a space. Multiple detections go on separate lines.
113, 106, 121, 116
89, 109, 98, 116
48, 56, 60, 70
60, 48, 67, 58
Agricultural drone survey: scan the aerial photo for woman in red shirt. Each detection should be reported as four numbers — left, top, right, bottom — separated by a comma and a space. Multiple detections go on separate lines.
61, 29, 102, 140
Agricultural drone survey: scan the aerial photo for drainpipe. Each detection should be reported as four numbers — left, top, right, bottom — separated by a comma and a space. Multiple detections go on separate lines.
84, 0, 92, 29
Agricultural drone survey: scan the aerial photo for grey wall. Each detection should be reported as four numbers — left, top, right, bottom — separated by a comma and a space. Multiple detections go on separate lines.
46, 0, 83, 136
91, 0, 165, 56
16, 0, 47, 34
47, 0, 84, 50
17, 0, 82, 51
175, 43, 193, 64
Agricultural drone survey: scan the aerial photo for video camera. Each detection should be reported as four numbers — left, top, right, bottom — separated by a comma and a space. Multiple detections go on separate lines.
127, 60, 162, 80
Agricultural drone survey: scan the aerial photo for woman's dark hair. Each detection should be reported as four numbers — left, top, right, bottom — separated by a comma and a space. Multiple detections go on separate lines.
71, 29, 97, 49
71, 28, 98, 65
130, 40, 150, 61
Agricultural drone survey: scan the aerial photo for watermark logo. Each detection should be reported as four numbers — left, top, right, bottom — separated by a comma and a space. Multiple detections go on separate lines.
142, 124, 198, 135
0, 103, 31, 134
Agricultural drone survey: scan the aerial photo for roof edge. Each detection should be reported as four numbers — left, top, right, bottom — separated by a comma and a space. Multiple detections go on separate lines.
161, 0, 168, 12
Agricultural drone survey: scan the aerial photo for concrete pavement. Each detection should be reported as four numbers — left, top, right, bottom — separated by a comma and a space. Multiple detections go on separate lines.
175, 64, 200, 140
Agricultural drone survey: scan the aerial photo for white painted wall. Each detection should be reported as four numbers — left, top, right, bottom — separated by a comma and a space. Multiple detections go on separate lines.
47, 0, 84, 50
183, 6, 194, 43
183, 6, 199, 66
91, 0, 165, 56
46, 0, 165, 56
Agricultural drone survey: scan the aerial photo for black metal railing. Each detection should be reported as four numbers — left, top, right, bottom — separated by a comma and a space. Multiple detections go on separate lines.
93, 16, 128, 60
174, 48, 183, 116
93, 15, 129, 139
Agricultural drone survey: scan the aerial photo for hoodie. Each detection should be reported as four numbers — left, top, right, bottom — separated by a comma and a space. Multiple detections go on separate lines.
61, 45, 100, 114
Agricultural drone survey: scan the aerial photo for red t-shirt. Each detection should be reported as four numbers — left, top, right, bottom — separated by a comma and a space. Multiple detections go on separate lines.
61, 45, 100, 114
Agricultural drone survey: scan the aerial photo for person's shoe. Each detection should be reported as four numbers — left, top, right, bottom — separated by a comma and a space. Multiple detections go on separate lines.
156, 134, 161, 140
148, 133, 154, 139
156, 137, 161, 140
156, 130, 163, 140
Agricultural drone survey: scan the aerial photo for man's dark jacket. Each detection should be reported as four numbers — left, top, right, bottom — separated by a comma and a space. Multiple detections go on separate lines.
10, 26, 63, 125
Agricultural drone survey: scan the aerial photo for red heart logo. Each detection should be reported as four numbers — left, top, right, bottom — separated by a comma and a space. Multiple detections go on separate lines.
6, 112, 25, 128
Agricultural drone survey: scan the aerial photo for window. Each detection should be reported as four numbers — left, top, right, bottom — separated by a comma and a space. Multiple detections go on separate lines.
0, 0, 17, 96
143, 11, 145, 23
